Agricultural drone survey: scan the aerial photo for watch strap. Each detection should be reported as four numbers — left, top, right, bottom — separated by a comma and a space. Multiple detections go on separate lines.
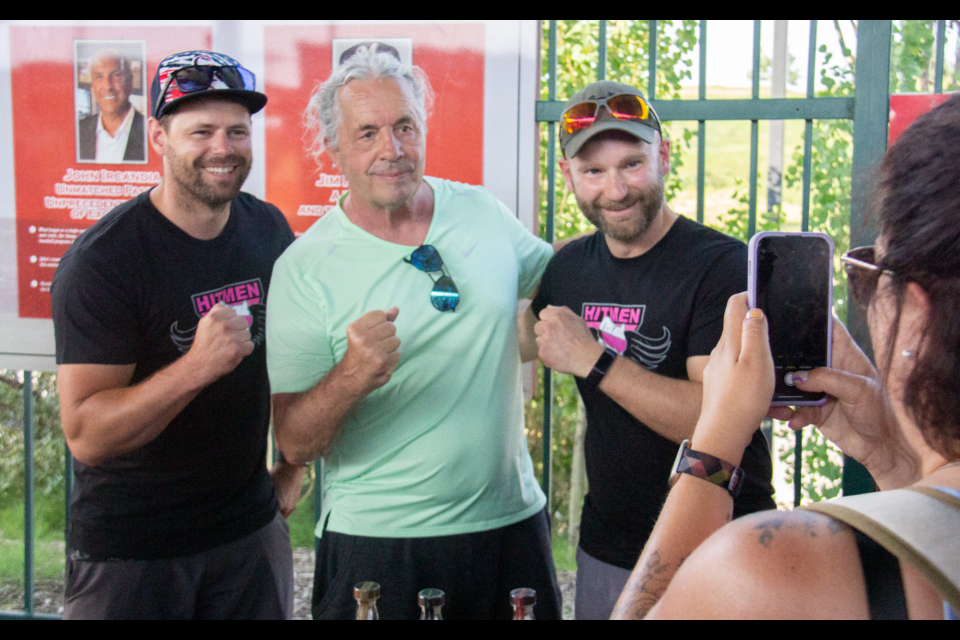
586, 346, 618, 387
670, 439, 744, 498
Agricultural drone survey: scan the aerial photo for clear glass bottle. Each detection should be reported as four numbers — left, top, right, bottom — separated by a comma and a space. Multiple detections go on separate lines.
354, 581, 380, 620
510, 588, 536, 620
418, 588, 445, 620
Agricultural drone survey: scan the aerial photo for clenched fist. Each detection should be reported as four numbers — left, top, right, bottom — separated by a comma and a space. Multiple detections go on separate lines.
340, 307, 402, 394
535, 305, 605, 378
185, 302, 255, 386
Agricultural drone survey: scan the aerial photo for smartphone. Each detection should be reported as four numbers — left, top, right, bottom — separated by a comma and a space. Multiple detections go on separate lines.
748, 231, 833, 406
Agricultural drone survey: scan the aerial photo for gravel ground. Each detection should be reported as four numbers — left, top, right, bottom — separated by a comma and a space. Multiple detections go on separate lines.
2, 547, 577, 620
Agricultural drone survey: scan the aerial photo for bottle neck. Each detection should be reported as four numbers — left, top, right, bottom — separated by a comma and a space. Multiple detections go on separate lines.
420, 604, 443, 620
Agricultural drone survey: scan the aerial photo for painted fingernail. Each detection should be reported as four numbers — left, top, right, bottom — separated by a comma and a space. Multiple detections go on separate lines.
747, 308, 763, 320
794, 371, 808, 384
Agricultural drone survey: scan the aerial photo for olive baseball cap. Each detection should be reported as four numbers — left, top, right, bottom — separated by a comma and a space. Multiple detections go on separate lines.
559, 80, 661, 158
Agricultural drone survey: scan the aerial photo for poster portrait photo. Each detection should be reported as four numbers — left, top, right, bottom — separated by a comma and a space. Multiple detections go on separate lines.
74, 40, 148, 164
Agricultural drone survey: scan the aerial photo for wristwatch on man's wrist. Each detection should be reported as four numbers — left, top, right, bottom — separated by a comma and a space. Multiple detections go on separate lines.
585, 346, 618, 387
668, 439, 744, 498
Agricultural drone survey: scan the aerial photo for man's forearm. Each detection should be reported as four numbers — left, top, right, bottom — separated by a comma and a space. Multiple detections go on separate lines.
273, 360, 371, 464
60, 358, 211, 467
597, 357, 702, 445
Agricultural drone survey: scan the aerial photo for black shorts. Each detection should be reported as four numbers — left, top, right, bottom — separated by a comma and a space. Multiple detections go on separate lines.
64, 512, 293, 620
313, 508, 562, 620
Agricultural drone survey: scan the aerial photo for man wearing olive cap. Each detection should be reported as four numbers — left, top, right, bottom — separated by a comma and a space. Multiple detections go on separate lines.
52, 50, 299, 619
519, 80, 775, 619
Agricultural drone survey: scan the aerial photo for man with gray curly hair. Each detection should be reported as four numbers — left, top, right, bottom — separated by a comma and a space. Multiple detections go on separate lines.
267, 47, 562, 619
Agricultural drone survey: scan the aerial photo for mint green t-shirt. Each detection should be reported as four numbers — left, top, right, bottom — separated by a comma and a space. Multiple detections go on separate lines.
267, 177, 553, 538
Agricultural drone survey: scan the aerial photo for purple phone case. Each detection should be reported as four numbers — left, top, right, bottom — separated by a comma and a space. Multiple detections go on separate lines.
747, 231, 833, 407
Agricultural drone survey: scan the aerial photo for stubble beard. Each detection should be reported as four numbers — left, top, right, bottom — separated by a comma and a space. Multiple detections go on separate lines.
167, 147, 251, 211
578, 178, 665, 244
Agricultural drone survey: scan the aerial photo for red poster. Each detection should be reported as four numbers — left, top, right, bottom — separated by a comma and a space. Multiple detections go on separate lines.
263, 23, 485, 237
10, 25, 211, 319
889, 93, 952, 148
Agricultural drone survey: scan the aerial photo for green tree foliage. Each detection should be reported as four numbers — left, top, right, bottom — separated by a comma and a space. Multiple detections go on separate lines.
0, 372, 66, 533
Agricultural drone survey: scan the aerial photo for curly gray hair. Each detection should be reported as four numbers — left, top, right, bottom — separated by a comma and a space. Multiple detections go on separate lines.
303, 45, 434, 170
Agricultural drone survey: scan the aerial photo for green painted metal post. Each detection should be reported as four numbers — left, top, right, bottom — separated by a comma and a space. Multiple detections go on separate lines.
747, 20, 761, 238
23, 372, 34, 616
935, 20, 946, 94
598, 20, 607, 82
697, 20, 707, 224
843, 20, 893, 496
541, 20, 559, 509
795, 20, 819, 507
648, 21, 657, 100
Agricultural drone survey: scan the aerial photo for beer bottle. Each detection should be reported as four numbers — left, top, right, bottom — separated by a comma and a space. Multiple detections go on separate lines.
354, 581, 380, 620
510, 588, 536, 620
418, 588, 445, 620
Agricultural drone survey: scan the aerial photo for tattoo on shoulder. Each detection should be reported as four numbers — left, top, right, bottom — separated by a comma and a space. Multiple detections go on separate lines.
752, 510, 849, 547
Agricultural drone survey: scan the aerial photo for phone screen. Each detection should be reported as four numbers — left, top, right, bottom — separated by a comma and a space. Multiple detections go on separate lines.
753, 234, 832, 404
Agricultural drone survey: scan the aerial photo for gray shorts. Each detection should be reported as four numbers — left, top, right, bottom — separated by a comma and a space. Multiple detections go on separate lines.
64, 512, 293, 620
575, 546, 633, 620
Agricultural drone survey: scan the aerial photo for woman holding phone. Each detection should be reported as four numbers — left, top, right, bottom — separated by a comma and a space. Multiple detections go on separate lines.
611, 94, 960, 620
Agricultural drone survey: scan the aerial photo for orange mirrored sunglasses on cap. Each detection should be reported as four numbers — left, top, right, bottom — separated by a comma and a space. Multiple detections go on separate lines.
561, 94, 656, 135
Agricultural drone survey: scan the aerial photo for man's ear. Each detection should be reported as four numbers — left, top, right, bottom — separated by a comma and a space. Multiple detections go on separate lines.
325, 140, 340, 171
658, 135, 671, 175
559, 156, 573, 188
148, 117, 166, 157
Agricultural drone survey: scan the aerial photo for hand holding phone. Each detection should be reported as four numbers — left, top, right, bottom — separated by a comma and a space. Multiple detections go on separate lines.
748, 232, 834, 406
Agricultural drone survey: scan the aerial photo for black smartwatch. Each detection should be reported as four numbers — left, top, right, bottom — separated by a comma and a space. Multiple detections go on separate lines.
585, 346, 618, 387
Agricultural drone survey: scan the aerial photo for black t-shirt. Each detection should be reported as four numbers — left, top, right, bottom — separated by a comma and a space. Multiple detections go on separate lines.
51, 190, 295, 560
532, 215, 775, 570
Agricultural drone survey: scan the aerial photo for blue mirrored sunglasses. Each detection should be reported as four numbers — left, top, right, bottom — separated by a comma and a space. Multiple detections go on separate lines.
404, 245, 460, 312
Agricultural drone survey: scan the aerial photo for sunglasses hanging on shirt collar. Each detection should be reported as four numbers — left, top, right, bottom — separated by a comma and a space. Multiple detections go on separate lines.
404, 245, 460, 312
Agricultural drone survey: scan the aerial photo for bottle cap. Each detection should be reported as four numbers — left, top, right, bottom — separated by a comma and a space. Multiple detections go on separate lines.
510, 588, 536, 606
418, 588, 445, 606
354, 581, 381, 600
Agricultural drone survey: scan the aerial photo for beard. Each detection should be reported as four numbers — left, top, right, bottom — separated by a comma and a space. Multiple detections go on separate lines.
166, 146, 251, 210
577, 178, 664, 244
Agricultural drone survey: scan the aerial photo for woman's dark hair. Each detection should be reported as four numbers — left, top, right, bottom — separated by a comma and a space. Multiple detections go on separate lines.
876, 93, 960, 461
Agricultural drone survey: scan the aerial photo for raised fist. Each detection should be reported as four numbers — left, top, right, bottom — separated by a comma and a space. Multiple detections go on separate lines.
340, 307, 402, 394
186, 302, 255, 385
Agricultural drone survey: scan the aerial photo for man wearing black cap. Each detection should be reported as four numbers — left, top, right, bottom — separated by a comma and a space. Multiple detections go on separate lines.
520, 80, 775, 619
52, 50, 299, 619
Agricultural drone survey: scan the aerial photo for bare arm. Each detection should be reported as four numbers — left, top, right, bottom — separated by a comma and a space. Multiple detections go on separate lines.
518, 304, 539, 363
273, 307, 401, 465
613, 293, 771, 618
58, 303, 253, 467
533, 304, 704, 443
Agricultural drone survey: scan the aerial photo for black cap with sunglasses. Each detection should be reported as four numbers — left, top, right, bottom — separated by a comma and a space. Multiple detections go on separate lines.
150, 50, 267, 120
559, 80, 661, 159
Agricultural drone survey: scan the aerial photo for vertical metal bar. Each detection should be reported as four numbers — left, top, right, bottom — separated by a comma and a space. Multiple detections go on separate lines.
935, 19, 946, 94
541, 19, 558, 508
65, 448, 74, 527
598, 20, 607, 82
801, 21, 817, 235
748, 20, 761, 238
23, 371, 34, 616
648, 20, 658, 100
313, 458, 323, 553
795, 21, 818, 507
697, 20, 707, 224
794, 432, 803, 507
844, 20, 894, 497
